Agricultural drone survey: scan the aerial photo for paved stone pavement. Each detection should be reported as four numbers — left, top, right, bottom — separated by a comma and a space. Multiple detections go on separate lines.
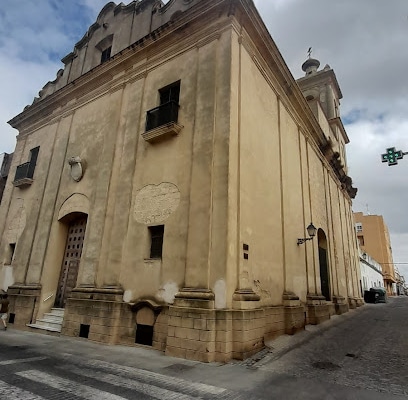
0, 297, 407, 399
258, 297, 408, 397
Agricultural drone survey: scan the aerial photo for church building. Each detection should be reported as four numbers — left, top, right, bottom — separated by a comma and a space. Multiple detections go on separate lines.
0, 0, 361, 362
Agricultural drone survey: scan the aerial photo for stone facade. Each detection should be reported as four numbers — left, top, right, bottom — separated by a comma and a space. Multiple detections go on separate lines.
0, 0, 362, 362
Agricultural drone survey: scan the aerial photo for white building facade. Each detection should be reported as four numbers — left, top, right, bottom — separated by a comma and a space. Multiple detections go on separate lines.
359, 250, 383, 291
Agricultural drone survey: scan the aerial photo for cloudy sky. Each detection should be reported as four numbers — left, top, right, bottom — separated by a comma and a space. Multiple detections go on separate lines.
1, 0, 407, 276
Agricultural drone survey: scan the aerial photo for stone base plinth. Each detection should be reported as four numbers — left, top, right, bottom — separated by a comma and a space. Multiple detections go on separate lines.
332, 295, 349, 315
166, 288, 265, 363
348, 297, 357, 309
62, 286, 167, 352
284, 306, 305, 334
62, 287, 125, 345
306, 295, 330, 325
307, 304, 330, 325
282, 292, 305, 335
6, 284, 42, 328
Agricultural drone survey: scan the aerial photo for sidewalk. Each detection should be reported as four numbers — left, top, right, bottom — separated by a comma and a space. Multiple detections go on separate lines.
1, 302, 368, 371
247, 303, 369, 368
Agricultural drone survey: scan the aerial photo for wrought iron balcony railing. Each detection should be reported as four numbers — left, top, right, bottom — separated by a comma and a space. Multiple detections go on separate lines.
145, 101, 179, 132
15, 162, 34, 180
13, 161, 35, 187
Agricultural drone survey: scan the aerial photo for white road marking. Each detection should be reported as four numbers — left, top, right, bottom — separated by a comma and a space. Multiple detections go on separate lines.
82, 359, 227, 396
67, 365, 202, 400
16, 370, 128, 400
0, 356, 47, 365
0, 379, 45, 400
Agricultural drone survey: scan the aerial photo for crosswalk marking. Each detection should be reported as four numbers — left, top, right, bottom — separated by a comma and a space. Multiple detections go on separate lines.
0, 379, 45, 400
66, 365, 202, 400
16, 370, 129, 400
0, 356, 47, 365
82, 359, 227, 396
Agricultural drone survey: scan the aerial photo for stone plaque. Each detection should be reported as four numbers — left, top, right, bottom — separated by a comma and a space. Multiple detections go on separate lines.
134, 183, 180, 224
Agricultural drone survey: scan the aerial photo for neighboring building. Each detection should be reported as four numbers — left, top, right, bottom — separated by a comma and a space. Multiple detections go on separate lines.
354, 212, 396, 295
0, 153, 13, 205
359, 250, 383, 293
395, 269, 406, 296
0, 0, 362, 362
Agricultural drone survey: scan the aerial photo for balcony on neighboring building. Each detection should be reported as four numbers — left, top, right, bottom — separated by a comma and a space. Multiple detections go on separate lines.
142, 101, 182, 142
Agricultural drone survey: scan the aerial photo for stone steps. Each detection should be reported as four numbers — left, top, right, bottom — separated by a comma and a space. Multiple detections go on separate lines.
27, 308, 65, 333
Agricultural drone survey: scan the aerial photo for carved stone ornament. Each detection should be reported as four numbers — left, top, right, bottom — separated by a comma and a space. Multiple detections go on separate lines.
68, 156, 84, 182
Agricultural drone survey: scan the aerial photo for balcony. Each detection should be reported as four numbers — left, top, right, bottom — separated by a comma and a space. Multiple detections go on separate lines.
13, 162, 34, 187
142, 101, 183, 143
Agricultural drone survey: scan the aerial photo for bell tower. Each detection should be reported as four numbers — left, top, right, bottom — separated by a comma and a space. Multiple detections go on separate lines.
297, 51, 343, 121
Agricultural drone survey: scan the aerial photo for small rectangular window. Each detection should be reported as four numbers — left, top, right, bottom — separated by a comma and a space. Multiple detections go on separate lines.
355, 223, 363, 232
101, 46, 111, 64
149, 225, 164, 259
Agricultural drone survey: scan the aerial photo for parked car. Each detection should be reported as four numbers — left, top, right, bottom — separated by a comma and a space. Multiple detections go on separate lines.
364, 288, 387, 303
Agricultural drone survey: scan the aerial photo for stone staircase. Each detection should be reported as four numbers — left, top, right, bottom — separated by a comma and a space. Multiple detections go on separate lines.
27, 308, 65, 333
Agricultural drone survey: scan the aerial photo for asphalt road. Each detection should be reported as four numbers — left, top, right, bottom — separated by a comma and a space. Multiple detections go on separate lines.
0, 297, 407, 399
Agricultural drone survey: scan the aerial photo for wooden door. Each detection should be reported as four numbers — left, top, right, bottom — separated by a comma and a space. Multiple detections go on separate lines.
319, 246, 330, 301
55, 217, 87, 308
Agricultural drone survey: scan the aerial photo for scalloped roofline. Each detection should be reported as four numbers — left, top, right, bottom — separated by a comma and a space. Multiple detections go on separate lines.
61, 0, 165, 65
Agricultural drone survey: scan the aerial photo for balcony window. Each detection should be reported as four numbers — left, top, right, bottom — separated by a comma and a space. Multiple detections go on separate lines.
13, 146, 39, 187
143, 81, 182, 142
145, 101, 179, 131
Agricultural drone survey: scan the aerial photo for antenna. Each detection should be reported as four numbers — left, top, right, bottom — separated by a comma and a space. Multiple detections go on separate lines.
307, 47, 312, 59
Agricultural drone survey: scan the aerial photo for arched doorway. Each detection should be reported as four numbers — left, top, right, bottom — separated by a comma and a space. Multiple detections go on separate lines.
318, 229, 331, 301
55, 214, 88, 308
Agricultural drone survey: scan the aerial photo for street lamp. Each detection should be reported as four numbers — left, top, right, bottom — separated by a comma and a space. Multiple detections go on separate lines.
297, 223, 317, 245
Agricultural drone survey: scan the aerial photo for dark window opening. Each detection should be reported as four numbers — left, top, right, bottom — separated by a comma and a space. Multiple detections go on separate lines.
135, 324, 153, 346
6, 243, 16, 265
244, 253, 249, 260
79, 324, 90, 338
149, 225, 164, 259
146, 81, 180, 131
101, 46, 112, 64
8, 313, 15, 324
159, 81, 180, 105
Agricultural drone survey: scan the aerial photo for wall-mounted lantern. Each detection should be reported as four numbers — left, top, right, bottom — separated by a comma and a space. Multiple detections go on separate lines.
297, 223, 317, 245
